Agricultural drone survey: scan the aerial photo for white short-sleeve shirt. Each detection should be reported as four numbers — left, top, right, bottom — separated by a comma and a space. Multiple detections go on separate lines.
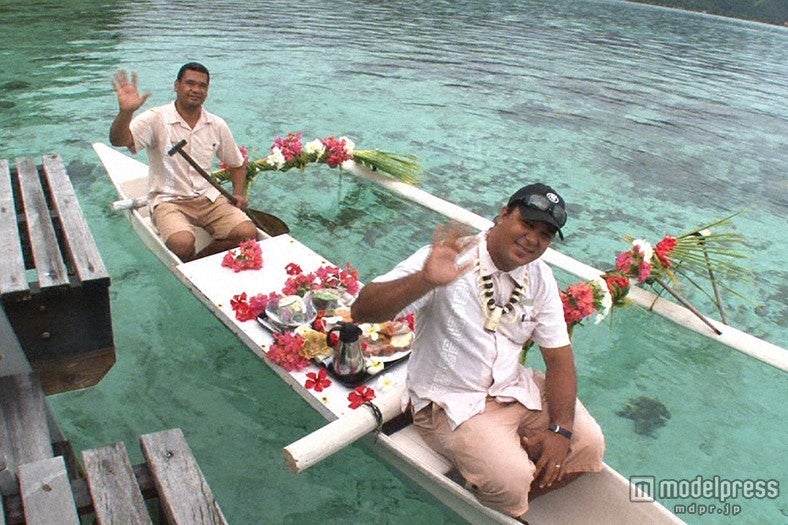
129, 102, 244, 210
373, 231, 570, 429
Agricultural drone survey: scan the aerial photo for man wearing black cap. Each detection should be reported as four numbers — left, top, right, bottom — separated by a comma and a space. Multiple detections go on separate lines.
351, 183, 604, 521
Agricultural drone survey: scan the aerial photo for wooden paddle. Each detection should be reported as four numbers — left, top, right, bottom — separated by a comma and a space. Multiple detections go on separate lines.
167, 139, 289, 236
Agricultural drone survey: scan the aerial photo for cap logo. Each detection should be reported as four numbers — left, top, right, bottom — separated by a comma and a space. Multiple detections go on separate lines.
546, 192, 560, 204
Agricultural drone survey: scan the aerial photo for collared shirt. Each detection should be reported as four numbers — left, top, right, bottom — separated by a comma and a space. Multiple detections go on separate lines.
373, 231, 570, 430
129, 102, 244, 210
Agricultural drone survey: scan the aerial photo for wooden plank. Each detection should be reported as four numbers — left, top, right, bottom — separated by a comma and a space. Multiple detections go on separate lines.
140, 429, 226, 525
0, 158, 27, 297
0, 307, 32, 378
0, 373, 52, 471
41, 154, 109, 285
82, 442, 152, 525
15, 156, 68, 290
18, 455, 79, 525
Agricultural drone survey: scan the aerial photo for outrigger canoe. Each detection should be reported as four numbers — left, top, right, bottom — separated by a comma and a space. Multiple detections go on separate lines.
93, 142, 684, 524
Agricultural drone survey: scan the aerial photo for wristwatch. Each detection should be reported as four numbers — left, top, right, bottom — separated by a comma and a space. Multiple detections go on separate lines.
548, 423, 573, 440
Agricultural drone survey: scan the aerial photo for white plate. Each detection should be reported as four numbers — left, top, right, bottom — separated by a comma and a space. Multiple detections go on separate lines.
366, 348, 412, 363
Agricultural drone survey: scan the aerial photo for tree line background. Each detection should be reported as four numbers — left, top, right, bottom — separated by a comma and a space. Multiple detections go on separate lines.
626, 0, 787, 25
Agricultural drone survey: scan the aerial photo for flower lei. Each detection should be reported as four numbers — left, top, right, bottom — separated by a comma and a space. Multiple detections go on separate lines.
221, 239, 263, 272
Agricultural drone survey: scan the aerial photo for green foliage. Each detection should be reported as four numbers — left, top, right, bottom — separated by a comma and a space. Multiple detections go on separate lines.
625, 0, 788, 25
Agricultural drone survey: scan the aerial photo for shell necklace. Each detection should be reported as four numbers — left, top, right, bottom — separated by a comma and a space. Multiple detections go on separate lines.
476, 261, 527, 333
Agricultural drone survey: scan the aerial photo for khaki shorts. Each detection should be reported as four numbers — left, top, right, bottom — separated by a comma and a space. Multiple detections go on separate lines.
412, 373, 605, 517
152, 195, 250, 243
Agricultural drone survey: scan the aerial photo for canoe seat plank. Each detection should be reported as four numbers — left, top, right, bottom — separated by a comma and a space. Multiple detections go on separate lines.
18, 456, 79, 525
82, 442, 152, 525
140, 428, 227, 525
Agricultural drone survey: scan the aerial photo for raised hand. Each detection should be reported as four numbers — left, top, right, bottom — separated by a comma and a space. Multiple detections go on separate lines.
422, 222, 478, 287
112, 70, 151, 113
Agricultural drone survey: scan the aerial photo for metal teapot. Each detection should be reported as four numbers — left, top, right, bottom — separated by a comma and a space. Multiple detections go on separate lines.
326, 322, 365, 378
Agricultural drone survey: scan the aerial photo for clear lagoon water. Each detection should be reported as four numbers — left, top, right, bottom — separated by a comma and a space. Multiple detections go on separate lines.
1, 1, 786, 523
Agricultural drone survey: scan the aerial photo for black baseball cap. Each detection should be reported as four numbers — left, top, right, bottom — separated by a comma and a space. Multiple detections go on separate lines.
507, 183, 567, 240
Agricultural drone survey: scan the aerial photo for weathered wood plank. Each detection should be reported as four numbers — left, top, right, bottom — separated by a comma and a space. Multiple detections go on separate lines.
0, 372, 52, 474
42, 154, 109, 285
15, 156, 68, 290
0, 158, 27, 297
82, 442, 152, 525
0, 307, 32, 379
140, 429, 227, 525
18, 456, 79, 525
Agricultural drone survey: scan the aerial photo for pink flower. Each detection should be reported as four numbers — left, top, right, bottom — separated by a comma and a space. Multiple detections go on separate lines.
272, 132, 303, 163
267, 331, 310, 372
321, 136, 354, 168
221, 240, 263, 272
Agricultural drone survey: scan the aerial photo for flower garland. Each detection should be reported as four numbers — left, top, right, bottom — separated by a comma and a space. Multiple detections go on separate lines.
557, 215, 748, 335
212, 132, 423, 191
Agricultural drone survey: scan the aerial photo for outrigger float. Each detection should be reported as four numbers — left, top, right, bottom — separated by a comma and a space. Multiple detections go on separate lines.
94, 141, 785, 524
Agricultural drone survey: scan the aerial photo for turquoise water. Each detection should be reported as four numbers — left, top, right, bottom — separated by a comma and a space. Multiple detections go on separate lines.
2, 1, 786, 523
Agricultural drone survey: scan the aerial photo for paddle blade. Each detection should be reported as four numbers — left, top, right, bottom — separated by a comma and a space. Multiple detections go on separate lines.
248, 208, 289, 236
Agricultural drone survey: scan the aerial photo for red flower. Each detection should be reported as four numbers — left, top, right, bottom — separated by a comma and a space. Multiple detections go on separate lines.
305, 368, 332, 392
230, 292, 256, 321
655, 236, 678, 268
560, 282, 597, 326
603, 272, 631, 306
282, 272, 318, 296
315, 264, 360, 296
348, 385, 376, 409
285, 262, 303, 276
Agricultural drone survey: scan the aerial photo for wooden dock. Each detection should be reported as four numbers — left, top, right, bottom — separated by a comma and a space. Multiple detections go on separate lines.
0, 154, 224, 523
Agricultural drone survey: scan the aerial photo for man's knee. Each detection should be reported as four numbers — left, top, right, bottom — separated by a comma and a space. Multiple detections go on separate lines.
166, 231, 196, 261
226, 220, 256, 243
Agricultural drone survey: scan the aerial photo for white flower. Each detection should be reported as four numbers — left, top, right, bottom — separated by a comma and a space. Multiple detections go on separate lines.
305, 139, 326, 158
339, 136, 355, 155
366, 358, 384, 375
633, 239, 653, 262
376, 372, 397, 391
265, 147, 286, 169
592, 275, 613, 324
697, 228, 712, 237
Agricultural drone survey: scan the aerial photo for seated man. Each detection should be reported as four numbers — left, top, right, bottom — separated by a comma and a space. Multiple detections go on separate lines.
351, 183, 605, 521
109, 62, 256, 261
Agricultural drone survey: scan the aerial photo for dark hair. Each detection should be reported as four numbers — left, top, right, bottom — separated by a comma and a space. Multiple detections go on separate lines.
176, 62, 210, 82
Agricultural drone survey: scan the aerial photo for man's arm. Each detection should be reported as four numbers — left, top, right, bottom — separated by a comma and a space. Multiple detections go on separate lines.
228, 164, 249, 209
351, 223, 477, 323
109, 70, 150, 148
524, 344, 577, 488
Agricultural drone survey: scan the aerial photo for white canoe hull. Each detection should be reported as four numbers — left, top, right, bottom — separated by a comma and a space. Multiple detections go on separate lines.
93, 142, 683, 524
